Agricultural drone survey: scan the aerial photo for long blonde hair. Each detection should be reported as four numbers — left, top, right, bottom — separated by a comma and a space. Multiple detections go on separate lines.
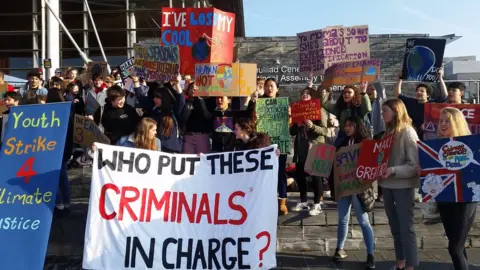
438, 107, 471, 138
134, 118, 158, 150
383, 98, 412, 133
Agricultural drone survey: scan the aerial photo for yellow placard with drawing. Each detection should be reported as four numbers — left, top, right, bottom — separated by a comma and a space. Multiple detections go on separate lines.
194, 63, 256, 97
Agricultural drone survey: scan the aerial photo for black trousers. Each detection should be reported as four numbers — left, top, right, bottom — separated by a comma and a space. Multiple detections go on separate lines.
295, 162, 323, 204
438, 202, 477, 270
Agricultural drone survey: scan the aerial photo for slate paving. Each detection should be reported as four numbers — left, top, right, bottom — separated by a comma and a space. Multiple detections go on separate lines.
44, 249, 480, 270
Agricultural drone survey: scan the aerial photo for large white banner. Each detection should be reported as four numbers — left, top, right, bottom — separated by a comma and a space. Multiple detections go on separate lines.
83, 143, 279, 270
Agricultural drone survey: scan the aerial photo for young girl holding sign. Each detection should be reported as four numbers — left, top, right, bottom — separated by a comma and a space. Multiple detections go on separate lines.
333, 116, 375, 270
436, 107, 477, 270
379, 99, 419, 270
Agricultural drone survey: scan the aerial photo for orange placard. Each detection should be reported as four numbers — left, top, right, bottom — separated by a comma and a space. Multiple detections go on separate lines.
194, 63, 256, 97
323, 59, 381, 87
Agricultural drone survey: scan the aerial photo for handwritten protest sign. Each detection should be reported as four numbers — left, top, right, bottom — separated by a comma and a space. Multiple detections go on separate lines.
334, 143, 371, 199
304, 143, 335, 177
401, 38, 446, 82
290, 99, 321, 124
87, 61, 108, 80
133, 43, 180, 82
356, 134, 394, 183
194, 63, 256, 96
119, 57, 135, 81
323, 59, 381, 87
256, 97, 290, 153
161, 7, 236, 76
73, 114, 110, 147
297, 25, 370, 74
85, 93, 101, 115
423, 104, 480, 140
418, 135, 480, 202
83, 144, 278, 270
0, 102, 71, 270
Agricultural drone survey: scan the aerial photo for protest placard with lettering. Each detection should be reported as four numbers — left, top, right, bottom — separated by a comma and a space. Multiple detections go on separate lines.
356, 134, 394, 183
83, 144, 278, 270
194, 63, 256, 97
304, 143, 335, 177
418, 135, 480, 202
256, 97, 290, 154
73, 114, 110, 147
0, 102, 71, 270
133, 43, 180, 82
334, 143, 372, 199
401, 38, 446, 82
323, 59, 381, 87
161, 7, 235, 76
290, 99, 321, 124
119, 57, 135, 82
297, 25, 370, 75
423, 103, 480, 140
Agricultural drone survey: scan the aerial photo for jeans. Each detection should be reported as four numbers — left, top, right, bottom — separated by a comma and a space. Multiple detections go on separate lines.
295, 162, 323, 203
182, 133, 210, 154
55, 161, 71, 206
336, 195, 375, 255
438, 202, 477, 270
383, 188, 418, 267
278, 154, 287, 198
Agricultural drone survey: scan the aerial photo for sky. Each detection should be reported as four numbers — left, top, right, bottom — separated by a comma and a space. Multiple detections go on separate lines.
243, 0, 480, 58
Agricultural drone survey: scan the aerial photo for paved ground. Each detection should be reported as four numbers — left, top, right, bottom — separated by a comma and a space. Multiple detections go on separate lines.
44, 249, 480, 270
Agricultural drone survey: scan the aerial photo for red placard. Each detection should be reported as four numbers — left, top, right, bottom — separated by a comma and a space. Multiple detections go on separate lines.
355, 134, 394, 182
424, 103, 480, 140
290, 99, 321, 124
161, 7, 235, 76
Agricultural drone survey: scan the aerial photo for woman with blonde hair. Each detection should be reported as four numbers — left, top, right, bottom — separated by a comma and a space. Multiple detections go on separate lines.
379, 98, 419, 270
117, 117, 161, 151
436, 107, 476, 270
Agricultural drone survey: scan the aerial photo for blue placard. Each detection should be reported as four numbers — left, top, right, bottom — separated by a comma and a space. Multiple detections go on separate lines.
418, 134, 480, 202
0, 102, 71, 270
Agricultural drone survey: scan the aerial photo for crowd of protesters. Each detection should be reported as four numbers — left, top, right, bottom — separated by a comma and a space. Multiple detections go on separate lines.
0, 65, 477, 270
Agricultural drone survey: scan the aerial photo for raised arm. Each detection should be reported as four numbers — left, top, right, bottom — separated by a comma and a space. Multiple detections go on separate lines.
394, 73, 402, 98
438, 67, 448, 100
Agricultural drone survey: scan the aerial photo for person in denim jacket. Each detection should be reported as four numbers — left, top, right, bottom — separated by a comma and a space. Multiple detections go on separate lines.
117, 117, 161, 151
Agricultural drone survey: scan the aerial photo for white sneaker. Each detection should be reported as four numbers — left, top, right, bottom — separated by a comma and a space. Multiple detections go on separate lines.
291, 202, 309, 212
309, 204, 323, 216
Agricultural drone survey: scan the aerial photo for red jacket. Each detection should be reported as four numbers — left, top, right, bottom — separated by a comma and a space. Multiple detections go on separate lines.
7, 84, 14, 92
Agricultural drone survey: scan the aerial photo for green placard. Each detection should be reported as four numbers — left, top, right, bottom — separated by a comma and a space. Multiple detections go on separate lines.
255, 97, 290, 153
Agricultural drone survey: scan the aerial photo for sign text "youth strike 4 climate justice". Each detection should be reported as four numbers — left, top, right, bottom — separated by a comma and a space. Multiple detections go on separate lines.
83, 144, 279, 270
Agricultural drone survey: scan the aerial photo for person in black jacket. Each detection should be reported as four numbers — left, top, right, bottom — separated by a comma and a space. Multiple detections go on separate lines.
65, 82, 85, 115
0, 91, 21, 144
46, 89, 74, 216
93, 85, 140, 145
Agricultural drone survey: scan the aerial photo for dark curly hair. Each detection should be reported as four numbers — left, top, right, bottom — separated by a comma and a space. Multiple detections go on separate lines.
335, 85, 362, 110
248, 132, 271, 149
344, 116, 371, 142
235, 117, 256, 136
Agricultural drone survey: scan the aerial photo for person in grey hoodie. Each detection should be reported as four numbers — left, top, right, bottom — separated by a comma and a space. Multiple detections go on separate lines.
365, 81, 386, 137
379, 98, 419, 270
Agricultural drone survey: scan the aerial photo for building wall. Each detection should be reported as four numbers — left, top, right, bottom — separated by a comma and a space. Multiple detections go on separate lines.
234, 35, 449, 101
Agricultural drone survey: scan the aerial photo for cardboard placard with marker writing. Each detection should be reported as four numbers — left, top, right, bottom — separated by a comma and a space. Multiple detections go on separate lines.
290, 99, 321, 124
323, 59, 381, 87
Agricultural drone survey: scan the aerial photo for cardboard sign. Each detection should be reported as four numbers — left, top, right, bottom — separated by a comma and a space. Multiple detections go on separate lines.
0, 84, 8, 113
334, 143, 372, 199
118, 57, 135, 82
423, 103, 480, 140
161, 7, 236, 76
87, 62, 108, 80
297, 25, 370, 74
85, 93, 101, 116
401, 38, 446, 82
304, 143, 336, 177
0, 103, 71, 270
356, 134, 394, 183
290, 99, 321, 124
73, 114, 110, 147
133, 43, 180, 82
419, 135, 480, 202
323, 59, 381, 87
194, 63, 256, 97
83, 144, 278, 270
256, 97, 290, 153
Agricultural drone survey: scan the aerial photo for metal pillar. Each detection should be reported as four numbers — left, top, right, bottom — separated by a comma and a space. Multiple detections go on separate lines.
84, 0, 110, 73
126, 0, 131, 58
32, 0, 39, 68
129, 2, 137, 46
47, 0, 60, 77
41, 0, 46, 73
83, 1, 89, 57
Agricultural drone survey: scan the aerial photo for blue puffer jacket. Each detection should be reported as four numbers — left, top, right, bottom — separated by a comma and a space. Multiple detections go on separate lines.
116, 134, 161, 151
